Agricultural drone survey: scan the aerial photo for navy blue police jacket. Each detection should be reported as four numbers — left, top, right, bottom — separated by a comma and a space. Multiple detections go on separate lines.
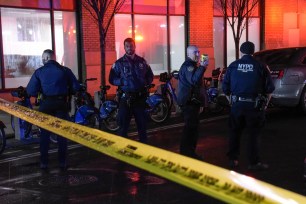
222, 55, 275, 98
27, 60, 80, 97
177, 58, 206, 106
109, 54, 154, 92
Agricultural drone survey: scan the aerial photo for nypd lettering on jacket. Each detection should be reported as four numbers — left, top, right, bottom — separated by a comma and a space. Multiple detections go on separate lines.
237, 64, 254, 72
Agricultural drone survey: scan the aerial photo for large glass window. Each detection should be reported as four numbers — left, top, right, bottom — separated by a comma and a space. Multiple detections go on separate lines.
226, 17, 260, 66
0, 0, 78, 90
114, 14, 132, 59
1, 8, 52, 88
54, 11, 78, 76
213, 0, 261, 67
115, 0, 185, 75
170, 16, 185, 70
135, 15, 167, 74
213, 17, 224, 69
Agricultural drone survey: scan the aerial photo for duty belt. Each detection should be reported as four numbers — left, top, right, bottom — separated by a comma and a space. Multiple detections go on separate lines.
231, 95, 256, 103
122, 90, 146, 98
238, 97, 256, 102
42, 95, 67, 100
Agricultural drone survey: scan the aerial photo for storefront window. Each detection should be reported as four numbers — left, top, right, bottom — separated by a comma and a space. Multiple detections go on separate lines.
226, 17, 259, 66
213, 17, 224, 69
54, 11, 78, 77
1, 8, 52, 88
170, 16, 185, 70
114, 14, 132, 59
134, 15, 167, 74
0, 0, 50, 8
213, 0, 259, 17
115, 0, 185, 75
213, 0, 261, 67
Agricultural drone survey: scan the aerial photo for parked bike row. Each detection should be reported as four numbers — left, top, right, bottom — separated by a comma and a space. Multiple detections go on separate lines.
0, 68, 229, 155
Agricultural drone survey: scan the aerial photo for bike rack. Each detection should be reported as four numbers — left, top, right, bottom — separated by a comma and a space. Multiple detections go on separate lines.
13, 116, 39, 143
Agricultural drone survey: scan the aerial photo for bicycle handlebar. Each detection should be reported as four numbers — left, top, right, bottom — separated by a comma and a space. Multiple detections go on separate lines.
11, 86, 29, 98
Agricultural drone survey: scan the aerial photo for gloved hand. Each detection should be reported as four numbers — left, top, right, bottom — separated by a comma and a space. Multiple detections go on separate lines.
200, 56, 209, 67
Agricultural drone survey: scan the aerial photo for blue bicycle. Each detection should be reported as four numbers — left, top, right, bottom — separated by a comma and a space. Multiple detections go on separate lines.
145, 84, 170, 123
157, 70, 180, 118
72, 78, 119, 132
10, 86, 41, 140
72, 78, 98, 127
98, 85, 119, 131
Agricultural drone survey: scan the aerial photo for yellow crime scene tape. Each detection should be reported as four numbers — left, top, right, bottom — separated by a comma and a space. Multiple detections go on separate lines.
0, 98, 305, 204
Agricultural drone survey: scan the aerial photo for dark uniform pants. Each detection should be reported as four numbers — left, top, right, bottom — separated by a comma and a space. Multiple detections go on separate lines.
117, 96, 147, 143
180, 104, 201, 157
228, 102, 265, 165
39, 98, 69, 166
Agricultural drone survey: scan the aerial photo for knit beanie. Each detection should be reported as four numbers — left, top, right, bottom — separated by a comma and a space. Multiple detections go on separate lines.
240, 41, 255, 54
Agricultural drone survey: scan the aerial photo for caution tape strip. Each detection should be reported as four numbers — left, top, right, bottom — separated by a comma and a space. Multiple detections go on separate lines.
0, 98, 305, 204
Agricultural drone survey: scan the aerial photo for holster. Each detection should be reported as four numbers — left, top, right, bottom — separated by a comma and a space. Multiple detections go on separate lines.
254, 95, 267, 111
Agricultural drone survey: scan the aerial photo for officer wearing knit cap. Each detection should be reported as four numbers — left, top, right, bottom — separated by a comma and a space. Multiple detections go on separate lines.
222, 41, 275, 170
240, 41, 255, 55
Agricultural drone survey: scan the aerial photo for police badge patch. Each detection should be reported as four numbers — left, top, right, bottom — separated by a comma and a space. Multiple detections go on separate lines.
139, 63, 144, 69
187, 66, 194, 72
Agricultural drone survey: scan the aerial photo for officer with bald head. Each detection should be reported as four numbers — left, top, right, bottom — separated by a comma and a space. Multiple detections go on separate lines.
177, 45, 209, 160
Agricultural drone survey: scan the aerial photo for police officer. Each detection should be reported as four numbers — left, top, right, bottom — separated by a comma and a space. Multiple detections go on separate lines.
177, 45, 209, 160
109, 38, 153, 143
222, 41, 275, 170
27, 49, 80, 170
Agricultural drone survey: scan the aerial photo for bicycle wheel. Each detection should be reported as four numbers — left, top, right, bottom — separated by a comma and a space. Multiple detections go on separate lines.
86, 113, 98, 128
208, 98, 224, 114
11, 115, 32, 138
149, 99, 170, 123
103, 109, 119, 132
164, 90, 173, 110
0, 128, 5, 154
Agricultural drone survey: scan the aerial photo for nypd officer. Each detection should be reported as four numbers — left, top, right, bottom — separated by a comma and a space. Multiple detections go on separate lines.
222, 41, 275, 170
177, 45, 209, 160
109, 38, 154, 143
27, 49, 80, 170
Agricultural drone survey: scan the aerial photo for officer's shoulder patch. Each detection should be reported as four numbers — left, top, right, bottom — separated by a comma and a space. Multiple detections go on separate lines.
187, 66, 194, 72
139, 63, 144, 69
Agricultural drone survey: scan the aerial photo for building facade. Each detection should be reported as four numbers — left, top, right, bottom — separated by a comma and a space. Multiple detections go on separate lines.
0, 0, 305, 100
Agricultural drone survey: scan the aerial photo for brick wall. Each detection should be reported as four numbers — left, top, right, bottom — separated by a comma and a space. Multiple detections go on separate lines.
189, 0, 214, 74
189, 0, 214, 48
265, 0, 306, 49
81, 0, 116, 94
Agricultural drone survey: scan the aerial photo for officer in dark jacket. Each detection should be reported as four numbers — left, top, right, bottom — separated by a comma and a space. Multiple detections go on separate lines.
109, 38, 154, 143
177, 45, 209, 160
27, 49, 80, 170
222, 41, 275, 170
